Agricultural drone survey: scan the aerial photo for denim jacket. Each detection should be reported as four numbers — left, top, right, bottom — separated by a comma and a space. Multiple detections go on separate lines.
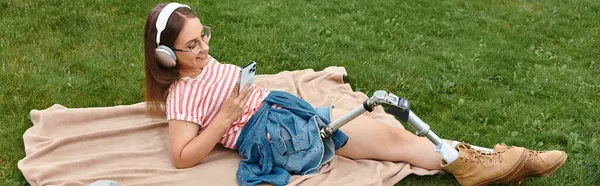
235, 91, 349, 186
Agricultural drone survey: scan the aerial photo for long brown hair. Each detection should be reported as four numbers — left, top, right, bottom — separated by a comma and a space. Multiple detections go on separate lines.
144, 4, 197, 116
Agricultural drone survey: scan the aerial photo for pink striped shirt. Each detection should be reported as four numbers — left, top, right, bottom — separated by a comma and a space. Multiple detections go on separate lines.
165, 57, 270, 149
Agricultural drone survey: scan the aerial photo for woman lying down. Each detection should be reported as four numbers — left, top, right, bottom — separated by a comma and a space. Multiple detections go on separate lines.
142, 3, 566, 186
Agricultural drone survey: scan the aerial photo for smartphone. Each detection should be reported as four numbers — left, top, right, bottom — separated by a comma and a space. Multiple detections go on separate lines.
239, 61, 257, 93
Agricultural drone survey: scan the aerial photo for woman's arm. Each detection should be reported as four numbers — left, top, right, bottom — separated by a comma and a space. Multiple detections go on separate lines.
168, 83, 253, 169
168, 115, 232, 169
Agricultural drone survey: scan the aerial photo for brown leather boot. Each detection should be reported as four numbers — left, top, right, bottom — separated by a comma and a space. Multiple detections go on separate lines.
440, 143, 528, 186
494, 144, 567, 185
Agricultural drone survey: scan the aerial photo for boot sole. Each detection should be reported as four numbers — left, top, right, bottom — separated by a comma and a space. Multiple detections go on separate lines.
473, 148, 529, 186
507, 151, 568, 185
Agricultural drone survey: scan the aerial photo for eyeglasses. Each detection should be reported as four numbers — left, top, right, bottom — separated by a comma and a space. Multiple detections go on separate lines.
173, 26, 211, 56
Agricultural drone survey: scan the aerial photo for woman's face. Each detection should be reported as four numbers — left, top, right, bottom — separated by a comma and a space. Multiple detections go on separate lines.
173, 17, 210, 70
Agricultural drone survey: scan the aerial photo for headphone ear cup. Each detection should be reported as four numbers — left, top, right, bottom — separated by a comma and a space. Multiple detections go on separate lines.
155, 45, 177, 68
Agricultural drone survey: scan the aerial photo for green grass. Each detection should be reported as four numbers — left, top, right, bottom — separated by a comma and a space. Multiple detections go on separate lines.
1, 0, 599, 185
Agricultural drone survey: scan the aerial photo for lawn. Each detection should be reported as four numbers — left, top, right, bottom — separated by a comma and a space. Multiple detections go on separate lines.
1, 0, 599, 185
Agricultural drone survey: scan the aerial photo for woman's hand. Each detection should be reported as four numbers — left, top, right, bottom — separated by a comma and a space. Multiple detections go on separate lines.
168, 83, 253, 169
215, 83, 253, 127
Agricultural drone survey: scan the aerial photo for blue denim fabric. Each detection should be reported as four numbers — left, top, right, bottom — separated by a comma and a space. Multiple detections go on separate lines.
235, 91, 349, 186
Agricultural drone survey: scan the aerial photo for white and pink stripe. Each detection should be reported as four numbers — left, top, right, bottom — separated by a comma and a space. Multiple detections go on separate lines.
166, 58, 270, 149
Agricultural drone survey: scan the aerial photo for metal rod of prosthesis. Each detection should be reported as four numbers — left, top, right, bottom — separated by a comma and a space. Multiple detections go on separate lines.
320, 92, 383, 138
328, 103, 369, 131
378, 90, 444, 147
379, 91, 457, 163
321, 90, 390, 138
405, 110, 459, 163
320, 104, 370, 139
406, 111, 444, 146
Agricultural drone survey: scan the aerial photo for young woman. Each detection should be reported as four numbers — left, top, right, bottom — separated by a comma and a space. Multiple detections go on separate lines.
143, 3, 566, 186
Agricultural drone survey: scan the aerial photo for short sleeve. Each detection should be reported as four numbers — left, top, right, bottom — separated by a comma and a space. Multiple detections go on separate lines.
165, 80, 202, 126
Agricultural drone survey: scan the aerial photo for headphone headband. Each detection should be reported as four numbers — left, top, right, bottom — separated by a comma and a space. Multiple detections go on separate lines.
155, 3, 190, 45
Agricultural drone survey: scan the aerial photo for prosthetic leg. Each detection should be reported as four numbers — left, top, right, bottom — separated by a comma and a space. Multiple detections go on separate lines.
320, 90, 459, 164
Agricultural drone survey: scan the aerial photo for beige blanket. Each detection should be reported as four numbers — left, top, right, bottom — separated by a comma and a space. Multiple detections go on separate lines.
18, 67, 438, 186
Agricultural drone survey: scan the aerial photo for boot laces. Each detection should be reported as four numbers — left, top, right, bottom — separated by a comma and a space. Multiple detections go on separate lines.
457, 143, 504, 167
474, 150, 503, 167
529, 150, 545, 162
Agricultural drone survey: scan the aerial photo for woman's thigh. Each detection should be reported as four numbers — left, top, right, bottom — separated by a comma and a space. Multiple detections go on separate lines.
332, 108, 441, 170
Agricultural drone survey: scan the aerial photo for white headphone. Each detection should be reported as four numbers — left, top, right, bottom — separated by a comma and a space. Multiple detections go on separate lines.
155, 3, 190, 68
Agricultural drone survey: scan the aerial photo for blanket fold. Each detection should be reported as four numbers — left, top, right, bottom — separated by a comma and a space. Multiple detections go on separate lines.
19, 67, 438, 186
